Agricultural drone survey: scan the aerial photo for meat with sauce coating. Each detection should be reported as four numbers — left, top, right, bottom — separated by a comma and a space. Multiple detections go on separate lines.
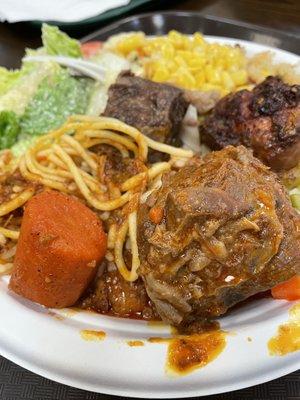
137, 146, 300, 327
80, 267, 158, 320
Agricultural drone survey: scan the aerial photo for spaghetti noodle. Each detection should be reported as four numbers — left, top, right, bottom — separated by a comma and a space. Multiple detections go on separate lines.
0, 115, 194, 280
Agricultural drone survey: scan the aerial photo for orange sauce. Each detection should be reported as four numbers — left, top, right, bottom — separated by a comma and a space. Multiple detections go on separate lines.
80, 329, 106, 341
148, 328, 227, 376
268, 303, 300, 356
127, 340, 144, 347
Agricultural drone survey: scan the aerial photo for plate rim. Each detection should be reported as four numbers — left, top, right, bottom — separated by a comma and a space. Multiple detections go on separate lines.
0, 341, 299, 398
1, 34, 300, 398
82, 10, 300, 43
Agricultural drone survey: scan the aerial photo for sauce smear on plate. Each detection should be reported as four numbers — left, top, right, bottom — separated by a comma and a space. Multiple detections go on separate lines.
80, 330, 106, 341
268, 302, 300, 356
127, 340, 144, 347
149, 328, 226, 375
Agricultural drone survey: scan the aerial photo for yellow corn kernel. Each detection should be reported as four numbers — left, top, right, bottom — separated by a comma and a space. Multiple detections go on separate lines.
221, 71, 235, 91
168, 30, 183, 45
193, 32, 205, 45
205, 67, 221, 85
230, 70, 248, 86
110, 30, 255, 94
152, 66, 170, 82
161, 43, 175, 59
177, 50, 193, 62
194, 71, 205, 87
116, 33, 145, 56
171, 67, 196, 89
188, 58, 205, 69
174, 55, 187, 67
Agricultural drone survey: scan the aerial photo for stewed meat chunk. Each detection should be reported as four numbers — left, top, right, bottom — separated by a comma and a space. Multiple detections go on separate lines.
137, 146, 300, 327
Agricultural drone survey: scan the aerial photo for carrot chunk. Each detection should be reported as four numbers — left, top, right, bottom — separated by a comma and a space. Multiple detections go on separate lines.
81, 41, 103, 58
9, 190, 107, 308
149, 206, 164, 224
271, 276, 300, 301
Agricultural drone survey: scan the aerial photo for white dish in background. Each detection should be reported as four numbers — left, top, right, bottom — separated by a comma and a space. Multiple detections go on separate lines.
0, 38, 299, 398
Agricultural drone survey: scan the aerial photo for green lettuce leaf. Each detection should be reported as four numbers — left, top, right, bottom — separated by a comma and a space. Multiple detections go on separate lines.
20, 69, 92, 136
0, 111, 20, 150
0, 62, 60, 116
0, 67, 22, 96
42, 23, 82, 58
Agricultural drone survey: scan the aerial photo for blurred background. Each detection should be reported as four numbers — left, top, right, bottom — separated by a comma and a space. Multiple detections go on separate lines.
0, 0, 299, 68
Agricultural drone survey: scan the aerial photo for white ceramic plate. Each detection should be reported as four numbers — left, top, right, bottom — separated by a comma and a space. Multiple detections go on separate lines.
0, 38, 299, 398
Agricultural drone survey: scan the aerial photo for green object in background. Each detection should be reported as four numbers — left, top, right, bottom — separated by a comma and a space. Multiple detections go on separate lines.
0, 111, 20, 150
20, 69, 92, 136
290, 193, 300, 211
42, 23, 82, 57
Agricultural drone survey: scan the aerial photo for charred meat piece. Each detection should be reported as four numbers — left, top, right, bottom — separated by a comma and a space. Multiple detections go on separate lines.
137, 146, 300, 327
103, 72, 188, 144
200, 77, 300, 170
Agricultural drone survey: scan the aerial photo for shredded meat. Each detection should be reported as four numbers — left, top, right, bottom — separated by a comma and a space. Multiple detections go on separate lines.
80, 267, 158, 320
200, 76, 300, 170
137, 146, 300, 328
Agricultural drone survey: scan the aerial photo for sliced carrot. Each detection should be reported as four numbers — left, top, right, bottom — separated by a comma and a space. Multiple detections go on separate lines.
81, 41, 103, 58
9, 190, 107, 308
271, 275, 300, 301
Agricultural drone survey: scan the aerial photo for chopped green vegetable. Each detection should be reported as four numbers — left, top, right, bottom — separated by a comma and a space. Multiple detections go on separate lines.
0, 111, 20, 149
20, 69, 92, 136
42, 23, 82, 58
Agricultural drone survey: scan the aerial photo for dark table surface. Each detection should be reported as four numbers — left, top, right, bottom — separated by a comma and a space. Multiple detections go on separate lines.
0, 1, 299, 399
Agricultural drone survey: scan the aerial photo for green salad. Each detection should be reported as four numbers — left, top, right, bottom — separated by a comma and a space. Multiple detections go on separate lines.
0, 24, 93, 155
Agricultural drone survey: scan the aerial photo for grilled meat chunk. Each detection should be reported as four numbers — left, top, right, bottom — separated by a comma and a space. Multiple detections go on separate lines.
103, 72, 188, 144
137, 146, 300, 327
201, 77, 300, 170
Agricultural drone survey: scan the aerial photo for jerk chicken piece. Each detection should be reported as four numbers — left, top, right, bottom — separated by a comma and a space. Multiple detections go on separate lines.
200, 77, 300, 170
103, 72, 188, 144
137, 146, 300, 328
